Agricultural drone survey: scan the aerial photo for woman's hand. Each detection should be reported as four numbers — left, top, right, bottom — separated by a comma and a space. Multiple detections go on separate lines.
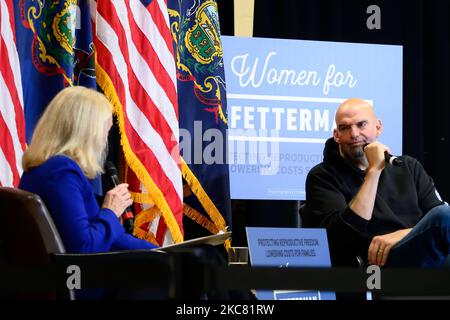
102, 183, 133, 218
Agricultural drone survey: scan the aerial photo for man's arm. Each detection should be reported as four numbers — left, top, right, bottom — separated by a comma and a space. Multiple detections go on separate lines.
304, 168, 370, 266
348, 142, 388, 220
349, 169, 382, 221
356, 142, 414, 265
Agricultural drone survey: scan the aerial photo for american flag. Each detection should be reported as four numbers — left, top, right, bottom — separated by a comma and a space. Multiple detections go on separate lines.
91, 0, 183, 243
0, 0, 26, 187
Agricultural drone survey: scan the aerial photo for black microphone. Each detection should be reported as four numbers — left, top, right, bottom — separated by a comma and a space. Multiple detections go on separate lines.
384, 152, 404, 167
104, 161, 135, 234
362, 143, 405, 167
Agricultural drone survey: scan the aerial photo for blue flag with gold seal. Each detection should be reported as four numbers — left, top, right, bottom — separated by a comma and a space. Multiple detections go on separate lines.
168, 0, 231, 238
14, 0, 99, 192
14, 0, 96, 142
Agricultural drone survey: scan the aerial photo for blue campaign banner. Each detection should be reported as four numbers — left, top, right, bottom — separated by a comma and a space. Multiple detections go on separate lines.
246, 227, 335, 300
222, 36, 403, 200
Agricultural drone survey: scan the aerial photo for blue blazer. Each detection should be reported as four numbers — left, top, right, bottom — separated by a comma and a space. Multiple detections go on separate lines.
19, 155, 158, 253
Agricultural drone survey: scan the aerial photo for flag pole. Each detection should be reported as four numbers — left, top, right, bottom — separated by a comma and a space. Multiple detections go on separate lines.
234, 0, 254, 37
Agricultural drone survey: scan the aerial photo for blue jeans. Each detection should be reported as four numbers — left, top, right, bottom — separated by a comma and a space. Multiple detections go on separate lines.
387, 204, 450, 267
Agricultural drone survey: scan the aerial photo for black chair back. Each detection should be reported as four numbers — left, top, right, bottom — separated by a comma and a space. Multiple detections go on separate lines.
0, 187, 72, 299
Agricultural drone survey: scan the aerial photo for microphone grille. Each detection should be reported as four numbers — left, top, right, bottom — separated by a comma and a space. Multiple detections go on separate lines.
105, 161, 118, 176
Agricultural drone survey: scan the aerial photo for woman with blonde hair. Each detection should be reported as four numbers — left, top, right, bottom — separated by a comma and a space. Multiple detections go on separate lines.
20, 86, 157, 254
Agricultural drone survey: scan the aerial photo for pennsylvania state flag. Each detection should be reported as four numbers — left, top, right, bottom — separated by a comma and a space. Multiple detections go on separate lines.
14, 0, 99, 192
14, 0, 96, 142
168, 0, 231, 238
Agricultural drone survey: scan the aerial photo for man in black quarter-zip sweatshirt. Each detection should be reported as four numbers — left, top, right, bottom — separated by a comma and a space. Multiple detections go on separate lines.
303, 98, 450, 267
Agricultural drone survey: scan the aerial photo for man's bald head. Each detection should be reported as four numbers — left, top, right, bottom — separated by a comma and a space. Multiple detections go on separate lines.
335, 98, 375, 124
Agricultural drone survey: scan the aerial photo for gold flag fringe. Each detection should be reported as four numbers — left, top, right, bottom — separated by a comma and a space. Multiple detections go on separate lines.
134, 206, 160, 229
181, 158, 227, 233
183, 203, 219, 234
130, 191, 153, 205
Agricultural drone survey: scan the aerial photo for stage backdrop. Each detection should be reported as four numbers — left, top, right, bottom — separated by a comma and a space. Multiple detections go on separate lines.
223, 36, 402, 200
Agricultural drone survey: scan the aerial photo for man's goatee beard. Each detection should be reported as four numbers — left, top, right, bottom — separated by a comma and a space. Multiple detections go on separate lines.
346, 146, 365, 161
